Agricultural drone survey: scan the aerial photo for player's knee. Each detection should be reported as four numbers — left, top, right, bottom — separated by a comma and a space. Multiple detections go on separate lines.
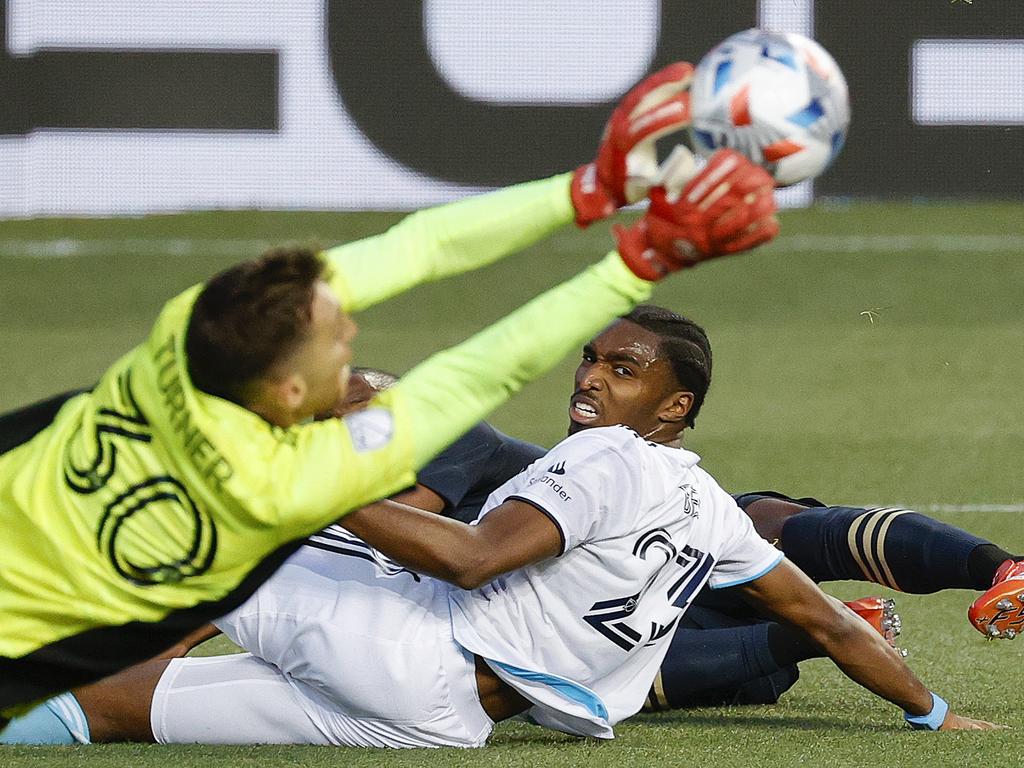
742, 498, 810, 545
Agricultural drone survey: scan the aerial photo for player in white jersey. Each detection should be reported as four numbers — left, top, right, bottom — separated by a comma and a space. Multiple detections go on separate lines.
446, 422, 781, 736
46, 307, 997, 746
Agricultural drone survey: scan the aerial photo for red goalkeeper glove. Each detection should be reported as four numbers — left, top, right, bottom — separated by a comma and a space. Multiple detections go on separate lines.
615, 149, 780, 282
571, 62, 694, 227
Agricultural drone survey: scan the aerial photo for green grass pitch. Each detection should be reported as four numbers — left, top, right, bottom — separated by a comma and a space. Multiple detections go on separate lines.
1, 201, 1022, 766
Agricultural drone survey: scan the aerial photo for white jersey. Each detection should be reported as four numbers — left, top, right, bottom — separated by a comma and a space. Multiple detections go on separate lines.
449, 425, 782, 738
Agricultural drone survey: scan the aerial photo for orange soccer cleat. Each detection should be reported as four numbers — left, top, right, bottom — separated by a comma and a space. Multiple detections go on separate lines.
968, 559, 1024, 640
845, 596, 904, 654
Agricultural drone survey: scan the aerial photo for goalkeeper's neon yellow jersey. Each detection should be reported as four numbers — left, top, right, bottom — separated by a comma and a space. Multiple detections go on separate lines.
0, 173, 653, 710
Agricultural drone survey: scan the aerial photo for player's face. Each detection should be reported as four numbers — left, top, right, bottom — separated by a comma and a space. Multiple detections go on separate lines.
568, 320, 690, 442
291, 281, 358, 421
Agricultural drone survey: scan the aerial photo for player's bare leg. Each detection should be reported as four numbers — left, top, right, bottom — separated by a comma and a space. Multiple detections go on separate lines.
742, 497, 808, 546
72, 659, 169, 742
0, 628, 214, 744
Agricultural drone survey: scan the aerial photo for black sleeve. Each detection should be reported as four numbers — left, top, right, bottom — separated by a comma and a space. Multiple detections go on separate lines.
0, 388, 89, 456
417, 422, 546, 523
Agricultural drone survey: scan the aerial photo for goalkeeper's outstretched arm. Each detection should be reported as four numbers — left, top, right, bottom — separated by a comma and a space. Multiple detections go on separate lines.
323, 62, 696, 314
324, 174, 575, 313
283, 149, 780, 532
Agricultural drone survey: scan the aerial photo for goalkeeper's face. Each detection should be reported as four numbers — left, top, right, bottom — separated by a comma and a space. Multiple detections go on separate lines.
283, 281, 358, 423
568, 320, 693, 444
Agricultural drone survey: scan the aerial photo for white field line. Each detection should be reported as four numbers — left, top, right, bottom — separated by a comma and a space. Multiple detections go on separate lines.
0, 234, 1023, 259
781, 234, 1024, 253
0, 238, 271, 258
884, 503, 1024, 514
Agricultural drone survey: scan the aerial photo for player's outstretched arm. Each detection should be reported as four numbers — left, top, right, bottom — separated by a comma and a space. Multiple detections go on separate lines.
341, 498, 562, 589
735, 558, 1006, 731
393, 148, 779, 470
325, 63, 694, 313
323, 174, 575, 312
288, 150, 779, 531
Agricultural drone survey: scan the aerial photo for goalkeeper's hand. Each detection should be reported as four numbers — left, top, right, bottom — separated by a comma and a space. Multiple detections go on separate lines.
571, 62, 694, 227
615, 149, 779, 282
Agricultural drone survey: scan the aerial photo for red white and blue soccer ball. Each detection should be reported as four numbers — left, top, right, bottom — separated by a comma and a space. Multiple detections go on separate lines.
690, 29, 850, 187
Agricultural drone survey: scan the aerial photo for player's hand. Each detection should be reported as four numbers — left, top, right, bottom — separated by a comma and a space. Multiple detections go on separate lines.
939, 711, 1008, 731
614, 149, 779, 281
571, 62, 693, 227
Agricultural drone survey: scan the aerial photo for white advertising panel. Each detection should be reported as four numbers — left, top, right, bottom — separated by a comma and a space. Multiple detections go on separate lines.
0, 1, 1017, 216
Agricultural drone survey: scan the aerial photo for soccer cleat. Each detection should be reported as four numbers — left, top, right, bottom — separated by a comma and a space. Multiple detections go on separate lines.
968, 559, 1024, 639
845, 596, 904, 653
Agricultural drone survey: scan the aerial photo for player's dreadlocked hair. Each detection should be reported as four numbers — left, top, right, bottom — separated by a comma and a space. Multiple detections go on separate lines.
185, 244, 327, 404
622, 305, 712, 428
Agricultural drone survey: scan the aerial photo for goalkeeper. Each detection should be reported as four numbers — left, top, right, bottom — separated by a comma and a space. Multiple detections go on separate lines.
0, 64, 779, 721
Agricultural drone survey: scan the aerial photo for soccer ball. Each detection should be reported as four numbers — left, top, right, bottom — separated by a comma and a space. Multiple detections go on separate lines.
689, 29, 850, 186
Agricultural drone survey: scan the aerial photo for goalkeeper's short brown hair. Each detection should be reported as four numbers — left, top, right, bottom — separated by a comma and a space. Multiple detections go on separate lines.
185, 245, 327, 404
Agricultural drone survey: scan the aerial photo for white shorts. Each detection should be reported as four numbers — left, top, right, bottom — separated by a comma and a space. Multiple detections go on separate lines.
151, 541, 494, 748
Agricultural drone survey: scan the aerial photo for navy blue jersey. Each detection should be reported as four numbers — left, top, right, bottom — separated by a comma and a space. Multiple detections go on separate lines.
417, 422, 546, 523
